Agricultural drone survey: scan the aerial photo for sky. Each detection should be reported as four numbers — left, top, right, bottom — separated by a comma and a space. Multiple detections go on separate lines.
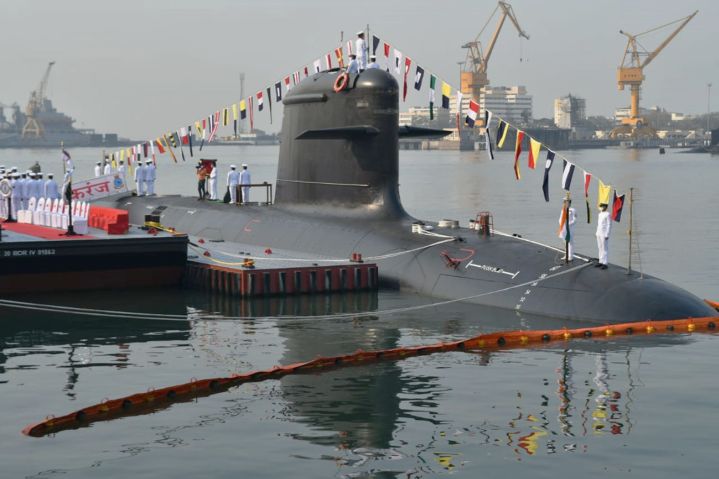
1, 0, 717, 139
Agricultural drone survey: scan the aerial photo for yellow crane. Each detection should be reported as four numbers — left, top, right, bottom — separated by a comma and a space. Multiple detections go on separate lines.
610, 11, 697, 139
460, 1, 529, 105
22, 61, 55, 138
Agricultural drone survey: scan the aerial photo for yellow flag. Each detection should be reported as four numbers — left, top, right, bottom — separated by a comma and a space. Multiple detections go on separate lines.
119, 149, 125, 162
232, 103, 238, 121
195, 121, 203, 137
441, 82, 451, 108
528, 138, 541, 169
222, 107, 229, 126
597, 180, 611, 207
111, 153, 117, 169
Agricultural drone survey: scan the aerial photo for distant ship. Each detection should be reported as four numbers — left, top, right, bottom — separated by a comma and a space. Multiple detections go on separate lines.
0, 62, 130, 149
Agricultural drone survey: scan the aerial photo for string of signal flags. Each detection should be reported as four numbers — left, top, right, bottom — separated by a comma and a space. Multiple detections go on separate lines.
105, 30, 626, 225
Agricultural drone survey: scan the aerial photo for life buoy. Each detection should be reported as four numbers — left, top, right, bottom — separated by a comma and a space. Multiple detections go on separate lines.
333, 72, 349, 92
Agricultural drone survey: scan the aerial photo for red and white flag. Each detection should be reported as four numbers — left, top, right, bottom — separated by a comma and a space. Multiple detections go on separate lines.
345, 40, 353, 56
257, 90, 264, 111
313, 59, 322, 73
303, 66, 309, 78
284, 75, 291, 92
393, 49, 402, 75
403, 57, 412, 101
465, 100, 479, 127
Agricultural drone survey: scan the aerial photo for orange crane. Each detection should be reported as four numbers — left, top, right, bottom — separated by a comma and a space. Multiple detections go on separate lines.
460, 1, 529, 105
610, 11, 697, 139
22, 61, 55, 138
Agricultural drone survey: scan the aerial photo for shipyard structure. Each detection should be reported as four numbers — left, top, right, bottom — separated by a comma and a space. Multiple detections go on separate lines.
0, 62, 126, 148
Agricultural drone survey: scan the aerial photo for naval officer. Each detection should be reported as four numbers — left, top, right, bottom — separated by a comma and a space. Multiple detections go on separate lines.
355, 31, 367, 70
44, 173, 59, 200
10, 173, 21, 220
145, 160, 156, 195
19, 172, 30, 209
347, 54, 360, 74
103, 159, 113, 175
595, 203, 611, 270
34, 173, 45, 200
134, 160, 146, 196
366, 55, 380, 70
208, 162, 218, 200
117, 160, 126, 177
239, 163, 251, 204
227, 165, 240, 204
94, 161, 103, 177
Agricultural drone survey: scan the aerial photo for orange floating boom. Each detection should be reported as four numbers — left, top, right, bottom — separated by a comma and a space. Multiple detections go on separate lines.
22, 311, 719, 438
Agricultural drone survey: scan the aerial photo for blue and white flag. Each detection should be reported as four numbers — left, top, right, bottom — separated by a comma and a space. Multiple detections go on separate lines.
561, 159, 575, 191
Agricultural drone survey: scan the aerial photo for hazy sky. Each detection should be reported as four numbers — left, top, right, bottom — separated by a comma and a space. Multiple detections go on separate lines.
2, 0, 717, 139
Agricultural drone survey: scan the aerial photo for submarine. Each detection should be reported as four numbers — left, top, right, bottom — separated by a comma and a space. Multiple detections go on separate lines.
109, 68, 716, 323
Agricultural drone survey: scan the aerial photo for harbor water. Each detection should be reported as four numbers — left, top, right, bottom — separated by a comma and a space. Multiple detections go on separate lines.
1, 146, 718, 478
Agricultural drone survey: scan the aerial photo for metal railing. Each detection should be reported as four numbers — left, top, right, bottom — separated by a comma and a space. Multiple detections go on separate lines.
231, 182, 273, 205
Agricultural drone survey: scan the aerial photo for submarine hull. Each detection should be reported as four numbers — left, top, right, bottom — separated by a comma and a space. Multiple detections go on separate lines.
112, 196, 715, 323
109, 68, 715, 323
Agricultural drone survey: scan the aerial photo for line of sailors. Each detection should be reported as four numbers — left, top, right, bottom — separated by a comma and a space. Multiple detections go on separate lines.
131, 159, 156, 196
346, 31, 382, 74
0, 165, 60, 220
94, 158, 126, 178
226, 163, 251, 204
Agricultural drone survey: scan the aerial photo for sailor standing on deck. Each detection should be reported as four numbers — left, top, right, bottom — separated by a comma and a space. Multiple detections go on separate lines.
595, 203, 611, 270
103, 159, 112, 175
134, 160, 146, 196
355, 31, 367, 70
34, 173, 45, 200
10, 173, 21, 220
366, 55, 380, 69
347, 54, 360, 74
94, 161, 102, 178
227, 165, 240, 204
117, 160, 126, 177
44, 173, 59, 200
144, 159, 156, 195
239, 163, 251, 205
19, 172, 30, 209
208, 162, 218, 200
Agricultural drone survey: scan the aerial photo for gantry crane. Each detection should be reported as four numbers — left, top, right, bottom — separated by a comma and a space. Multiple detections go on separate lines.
610, 11, 697, 139
22, 61, 55, 138
460, 1, 529, 104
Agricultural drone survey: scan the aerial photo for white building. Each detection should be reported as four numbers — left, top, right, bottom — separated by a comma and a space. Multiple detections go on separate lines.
480, 86, 533, 126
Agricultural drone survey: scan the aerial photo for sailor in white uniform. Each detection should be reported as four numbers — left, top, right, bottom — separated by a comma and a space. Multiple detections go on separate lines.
19, 172, 30, 209
227, 164, 240, 204
239, 163, 251, 204
28, 172, 41, 202
44, 173, 60, 200
347, 54, 360, 74
117, 160, 126, 177
144, 159, 156, 195
595, 203, 612, 270
355, 31, 367, 70
366, 55, 380, 69
34, 173, 45, 200
103, 160, 112, 175
134, 161, 146, 196
94, 161, 103, 178
558, 199, 577, 261
10, 173, 21, 220
208, 162, 218, 200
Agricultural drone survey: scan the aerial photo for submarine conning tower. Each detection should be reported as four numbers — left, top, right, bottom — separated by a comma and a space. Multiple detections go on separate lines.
276, 69, 405, 216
